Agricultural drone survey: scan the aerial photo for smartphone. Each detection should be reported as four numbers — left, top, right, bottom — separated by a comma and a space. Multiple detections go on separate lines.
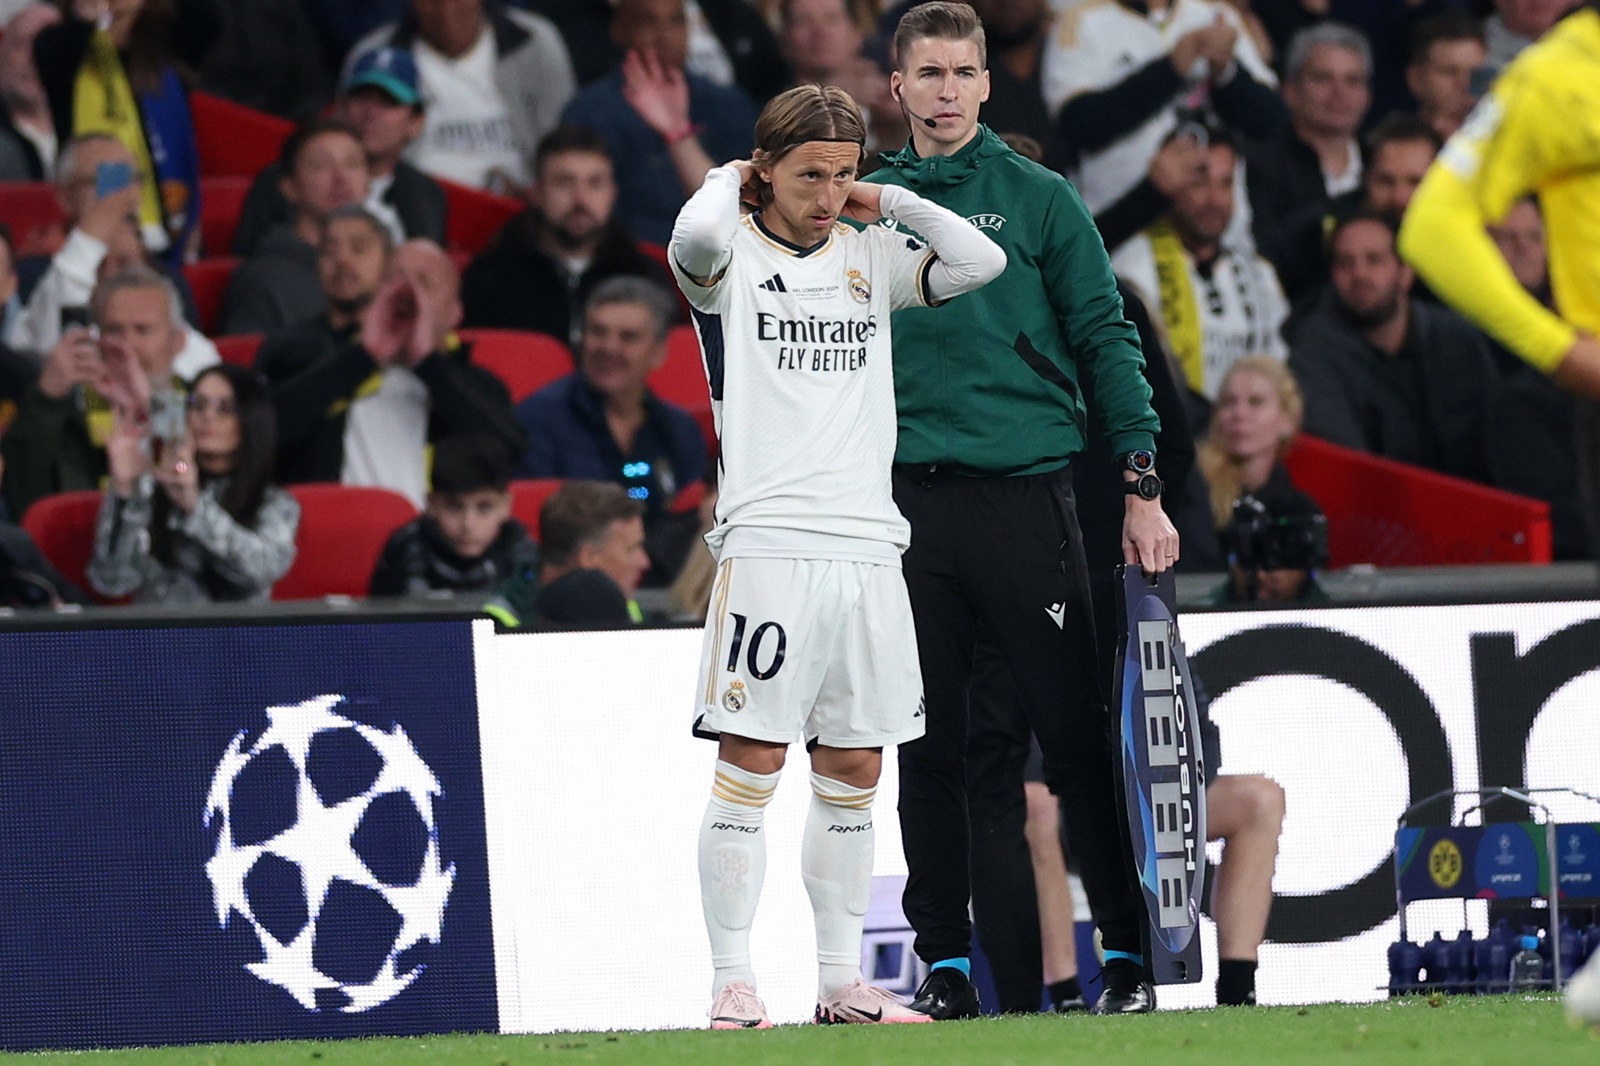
148, 387, 187, 451
59, 305, 93, 333
95, 160, 134, 200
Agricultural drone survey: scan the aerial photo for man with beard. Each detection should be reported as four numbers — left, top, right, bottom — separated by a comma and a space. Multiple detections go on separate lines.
256, 205, 394, 388
261, 221, 523, 505
462, 125, 672, 349
1112, 128, 1288, 407
1287, 211, 1497, 482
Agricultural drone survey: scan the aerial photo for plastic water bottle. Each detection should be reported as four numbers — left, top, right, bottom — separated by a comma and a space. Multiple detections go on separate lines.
1446, 929, 1474, 993
1476, 920, 1513, 994
1509, 935, 1545, 992
1422, 932, 1450, 991
1559, 916, 1583, 982
1388, 936, 1423, 996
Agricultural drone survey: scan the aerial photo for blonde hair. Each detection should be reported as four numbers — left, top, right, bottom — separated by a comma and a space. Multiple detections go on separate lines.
1196, 356, 1305, 529
750, 84, 867, 204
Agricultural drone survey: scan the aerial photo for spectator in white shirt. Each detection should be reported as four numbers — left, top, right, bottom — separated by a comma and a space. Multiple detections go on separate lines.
348, 0, 576, 193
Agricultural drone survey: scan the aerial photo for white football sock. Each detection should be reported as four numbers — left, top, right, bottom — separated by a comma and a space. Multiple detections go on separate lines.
802, 771, 876, 998
699, 759, 778, 996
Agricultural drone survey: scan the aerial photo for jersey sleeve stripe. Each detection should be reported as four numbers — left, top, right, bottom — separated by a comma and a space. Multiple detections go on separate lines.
917, 249, 943, 308
690, 307, 727, 401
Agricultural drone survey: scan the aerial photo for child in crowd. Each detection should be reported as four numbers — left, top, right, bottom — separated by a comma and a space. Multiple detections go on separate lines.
368, 433, 539, 596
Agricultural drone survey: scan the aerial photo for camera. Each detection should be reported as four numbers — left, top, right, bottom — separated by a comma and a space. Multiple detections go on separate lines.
1225, 492, 1329, 572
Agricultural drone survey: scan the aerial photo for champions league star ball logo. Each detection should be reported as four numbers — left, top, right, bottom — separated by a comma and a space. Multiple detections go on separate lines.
203, 695, 455, 1012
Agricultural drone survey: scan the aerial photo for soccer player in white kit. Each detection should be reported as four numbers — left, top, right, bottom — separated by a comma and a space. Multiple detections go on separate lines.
669, 84, 1005, 1028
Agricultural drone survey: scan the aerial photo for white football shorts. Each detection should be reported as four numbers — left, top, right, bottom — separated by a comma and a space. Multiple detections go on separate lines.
693, 556, 926, 748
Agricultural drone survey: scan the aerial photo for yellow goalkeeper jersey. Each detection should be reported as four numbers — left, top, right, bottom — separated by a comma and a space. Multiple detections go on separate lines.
1399, 6, 1600, 374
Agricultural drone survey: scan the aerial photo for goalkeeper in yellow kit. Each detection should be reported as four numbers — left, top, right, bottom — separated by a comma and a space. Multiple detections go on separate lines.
1399, 0, 1600, 547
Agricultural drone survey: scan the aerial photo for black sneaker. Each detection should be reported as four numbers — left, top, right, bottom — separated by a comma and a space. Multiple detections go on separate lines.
909, 967, 982, 1020
1093, 958, 1156, 1014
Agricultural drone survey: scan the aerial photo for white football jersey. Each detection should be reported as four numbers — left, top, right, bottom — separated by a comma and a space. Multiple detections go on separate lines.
671, 213, 937, 564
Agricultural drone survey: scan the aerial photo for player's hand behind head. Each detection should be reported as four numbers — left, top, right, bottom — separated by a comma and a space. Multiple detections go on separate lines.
841, 181, 883, 225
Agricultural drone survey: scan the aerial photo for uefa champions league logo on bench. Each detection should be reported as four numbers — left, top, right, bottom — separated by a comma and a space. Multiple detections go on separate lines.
203, 695, 455, 1012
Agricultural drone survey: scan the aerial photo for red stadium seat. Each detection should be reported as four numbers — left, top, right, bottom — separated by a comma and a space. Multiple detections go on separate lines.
199, 176, 251, 256
214, 333, 263, 368
650, 325, 715, 456
182, 257, 240, 337
509, 478, 564, 541
191, 92, 292, 179
19, 490, 106, 602
441, 180, 521, 256
272, 484, 418, 600
0, 181, 67, 257
460, 328, 573, 403
1284, 435, 1552, 566
669, 480, 706, 515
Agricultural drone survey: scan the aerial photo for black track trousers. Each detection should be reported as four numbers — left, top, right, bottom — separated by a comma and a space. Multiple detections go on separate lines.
892, 464, 1146, 965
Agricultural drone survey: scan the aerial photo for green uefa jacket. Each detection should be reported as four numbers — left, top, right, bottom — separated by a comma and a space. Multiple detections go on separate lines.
866, 125, 1158, 475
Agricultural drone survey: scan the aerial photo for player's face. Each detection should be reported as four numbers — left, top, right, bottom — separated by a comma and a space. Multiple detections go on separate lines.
890, 36, 989, 148
760, 140, 860, 246
535, 150, 617, 248
1330, 219, 1411, 326
579, 300, 665, 398
1170, 143, 1236, 249
1286, 43, 1370, 139
427, 488, 513, 561
1214, 367, 1295, 463
583, 515, 650, 597
1364, 139, 1435, 220
1489, 199, 1547, 293
1407, 38, 1485, 129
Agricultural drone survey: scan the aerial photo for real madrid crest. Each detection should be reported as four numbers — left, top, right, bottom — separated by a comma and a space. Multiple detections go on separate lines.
847, 268, 871, 304
722, 679, 748, 712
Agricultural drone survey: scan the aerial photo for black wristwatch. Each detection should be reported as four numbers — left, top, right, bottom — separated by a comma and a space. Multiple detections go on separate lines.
1125, 472, 1164, 500
1121, 449, 1161, 500
1121, 449, 1156, 475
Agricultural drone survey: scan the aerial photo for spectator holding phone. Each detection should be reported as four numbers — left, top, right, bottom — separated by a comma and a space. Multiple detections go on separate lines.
88, 361, 299, 603
33, 0, 220, 261
4, 133, 219, 375
1, 263, 190, 517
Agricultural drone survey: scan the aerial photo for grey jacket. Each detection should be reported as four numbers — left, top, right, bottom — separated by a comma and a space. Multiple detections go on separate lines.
348, 4, 576, 178
88, 478, 300, 604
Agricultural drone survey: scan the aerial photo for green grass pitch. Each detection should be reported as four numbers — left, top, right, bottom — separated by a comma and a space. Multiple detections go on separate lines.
4, 996, 1595, 1065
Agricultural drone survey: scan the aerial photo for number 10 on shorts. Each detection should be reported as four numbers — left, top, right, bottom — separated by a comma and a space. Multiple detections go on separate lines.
724, 613, 788, 680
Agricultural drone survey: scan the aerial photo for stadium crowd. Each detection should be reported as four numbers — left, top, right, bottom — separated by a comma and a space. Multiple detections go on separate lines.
0, 0, 1588, 618
0, 0, 1596, 1023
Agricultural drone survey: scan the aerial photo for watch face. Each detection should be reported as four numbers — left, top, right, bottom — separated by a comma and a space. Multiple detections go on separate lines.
1135, 472, 1163, 500
1126, 449, 1155, 474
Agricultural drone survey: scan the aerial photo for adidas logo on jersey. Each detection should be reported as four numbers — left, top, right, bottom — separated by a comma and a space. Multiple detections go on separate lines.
758, 273, 788, 293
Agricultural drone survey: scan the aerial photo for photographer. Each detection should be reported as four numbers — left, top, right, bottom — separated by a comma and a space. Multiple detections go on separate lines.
87, 362, 298, 603
1220, 485, 1330, 604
